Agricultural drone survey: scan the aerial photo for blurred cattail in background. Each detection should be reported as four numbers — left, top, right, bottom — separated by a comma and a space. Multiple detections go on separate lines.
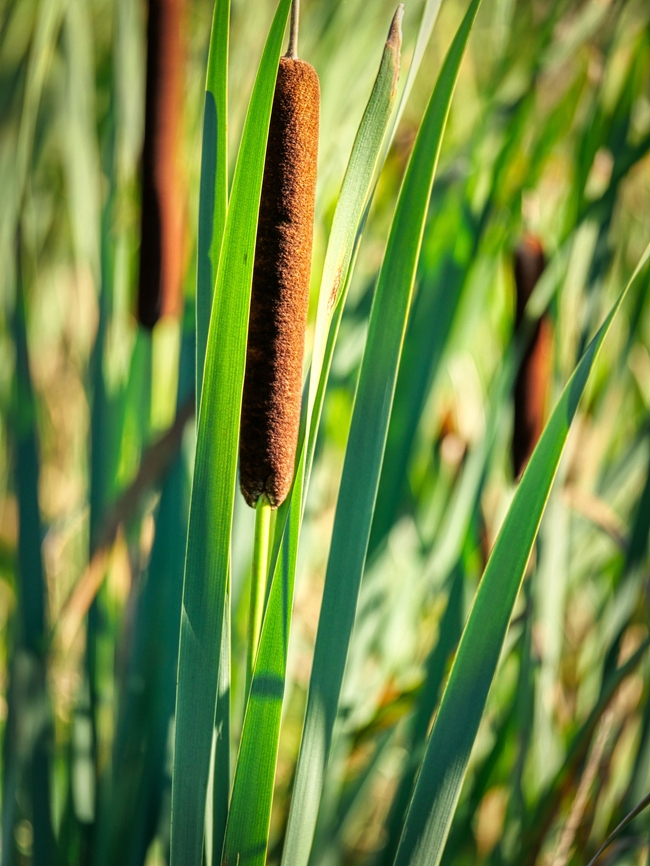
512, 235, 553, 478
239, 54, 320, 508
137, 0, 185, 329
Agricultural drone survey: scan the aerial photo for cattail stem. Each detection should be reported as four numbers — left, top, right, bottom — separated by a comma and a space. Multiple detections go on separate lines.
246, 494, 272, 694
287, 0, 299, 59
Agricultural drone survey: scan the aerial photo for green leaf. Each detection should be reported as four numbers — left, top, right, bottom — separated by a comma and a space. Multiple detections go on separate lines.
282, 2, 482, 864
169, 3, 291, 865
224, 15, 404, 866
196, 0, 229, 398
368, 210, 471, 558
194, 2, 231, 857
393, 245, 650, 866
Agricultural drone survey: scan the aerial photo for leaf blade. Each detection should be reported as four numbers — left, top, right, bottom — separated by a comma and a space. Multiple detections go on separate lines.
196, 0, 229, 398
282, 3, 483, 863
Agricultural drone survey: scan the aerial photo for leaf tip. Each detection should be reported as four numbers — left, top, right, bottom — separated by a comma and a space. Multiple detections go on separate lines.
387, 5, 404, 95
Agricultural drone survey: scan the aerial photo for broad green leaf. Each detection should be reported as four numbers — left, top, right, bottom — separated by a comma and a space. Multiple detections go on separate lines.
169, 3, 291, 864
269, 0, 448, 575
283, 2, 482, 864
393, 244, 650, 866
224, 15, 404, 866
196, 0, 229, 398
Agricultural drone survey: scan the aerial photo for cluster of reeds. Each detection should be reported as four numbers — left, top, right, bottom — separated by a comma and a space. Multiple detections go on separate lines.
3, 1, 650, 865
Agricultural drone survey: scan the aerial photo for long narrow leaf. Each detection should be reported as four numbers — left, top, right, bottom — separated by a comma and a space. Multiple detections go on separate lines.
196, 0, 229, 397
393, 245, 650, 866
283, 3, 482, 864
194, 2, 231, 855
169, 3, 291, 864
308, 7, 403, 404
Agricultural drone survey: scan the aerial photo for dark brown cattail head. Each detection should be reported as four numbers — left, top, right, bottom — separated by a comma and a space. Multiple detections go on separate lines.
137, 0, 185, 329
512, 235, 553, 478
239, 57, 320, 508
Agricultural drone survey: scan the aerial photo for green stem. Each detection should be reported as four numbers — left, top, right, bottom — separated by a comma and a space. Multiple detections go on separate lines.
246, 495, 272, 694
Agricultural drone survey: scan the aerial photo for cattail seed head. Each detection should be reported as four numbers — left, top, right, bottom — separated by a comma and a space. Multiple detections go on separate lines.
512, 235, 553, 479
239, 57, 320, 508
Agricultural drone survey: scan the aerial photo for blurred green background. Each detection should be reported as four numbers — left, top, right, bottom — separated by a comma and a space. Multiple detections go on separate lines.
3, 0, 650, 864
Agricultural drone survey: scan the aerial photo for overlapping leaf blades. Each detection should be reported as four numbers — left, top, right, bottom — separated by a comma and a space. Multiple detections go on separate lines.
169, 2, 291, 864
196, 0, 229, 395
283, 1, 482, 863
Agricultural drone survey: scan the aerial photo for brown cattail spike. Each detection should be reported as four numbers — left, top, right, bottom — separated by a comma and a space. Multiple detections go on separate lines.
138, 0, 185, 329
239, 57, 320, 508
512, 235, 553, 478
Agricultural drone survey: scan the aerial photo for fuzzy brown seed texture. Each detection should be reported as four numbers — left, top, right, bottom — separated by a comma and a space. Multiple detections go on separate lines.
239, 58, 320, 508
512, 235, 553, 479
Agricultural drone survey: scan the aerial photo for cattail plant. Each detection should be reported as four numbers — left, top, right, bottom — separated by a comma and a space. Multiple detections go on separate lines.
237, 0, 319, 684
512, 234, 553, 478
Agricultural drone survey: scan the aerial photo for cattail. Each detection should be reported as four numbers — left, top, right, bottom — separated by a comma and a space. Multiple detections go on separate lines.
137, 0, 185, 329
512, 235, 553, 478
239, 39, 320, 508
